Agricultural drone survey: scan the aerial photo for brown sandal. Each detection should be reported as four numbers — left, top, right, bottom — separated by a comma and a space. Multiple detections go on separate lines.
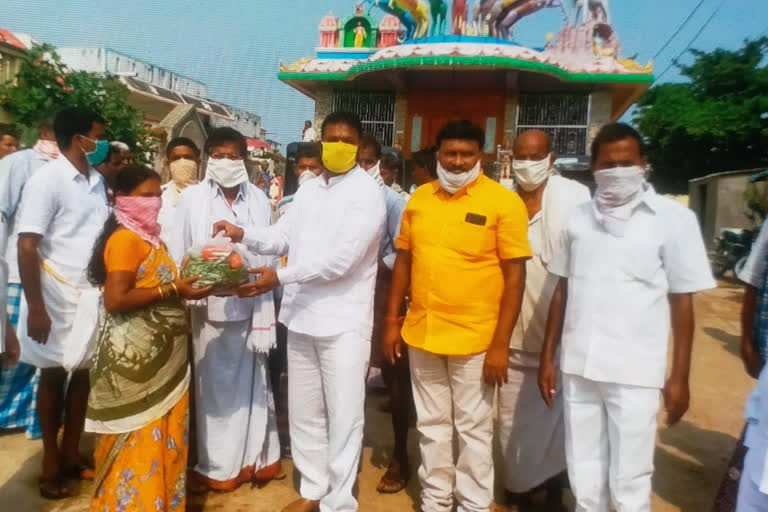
39, 475, 72, 500
376, 460, 410, 494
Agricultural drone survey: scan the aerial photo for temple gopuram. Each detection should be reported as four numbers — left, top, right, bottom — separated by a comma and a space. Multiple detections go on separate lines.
278, 0, 653, 162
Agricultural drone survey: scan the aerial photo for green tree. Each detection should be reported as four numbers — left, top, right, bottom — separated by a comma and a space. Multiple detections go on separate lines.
0, 44, 153, 163
634, 37, 768, 193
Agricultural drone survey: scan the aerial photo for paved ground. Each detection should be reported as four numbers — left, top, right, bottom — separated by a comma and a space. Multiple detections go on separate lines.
0, 282, 754, 511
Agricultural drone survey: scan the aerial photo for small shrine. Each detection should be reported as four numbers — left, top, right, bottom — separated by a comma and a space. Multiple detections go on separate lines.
280, 0, 654, 158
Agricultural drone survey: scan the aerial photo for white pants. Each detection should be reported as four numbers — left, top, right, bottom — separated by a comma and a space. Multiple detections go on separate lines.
738, 438, 768, 512
191, 315, 280, 483
497, 350, 566, 493
287, 330, 370, 512
563, 373, 660, 512
409, 347, 494, 512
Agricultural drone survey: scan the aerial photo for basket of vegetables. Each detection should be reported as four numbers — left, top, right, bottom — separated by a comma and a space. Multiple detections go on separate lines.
180, 233, 249, 294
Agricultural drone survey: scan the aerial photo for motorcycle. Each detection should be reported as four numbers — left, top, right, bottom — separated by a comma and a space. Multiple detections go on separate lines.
711, 228, 753, 278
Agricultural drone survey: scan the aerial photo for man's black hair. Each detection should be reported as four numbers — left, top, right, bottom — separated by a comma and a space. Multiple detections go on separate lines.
166, 136, 201, 159
204, 127, 247, 158
436, 120, 485, 150
411, 147, 438, 178
359, 133, 382, 159
590, 123, 646, 165
0, 124, 17, 139
381, 149, 405, 175
296, 142, 322, 161
321, 111, 363, 139
53, 107, 104, 151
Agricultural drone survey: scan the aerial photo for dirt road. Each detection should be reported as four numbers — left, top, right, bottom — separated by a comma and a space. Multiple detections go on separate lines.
0, 283, 754, 511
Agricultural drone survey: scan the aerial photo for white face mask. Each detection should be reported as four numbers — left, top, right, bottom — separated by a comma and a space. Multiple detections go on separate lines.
298, 170, 317, 187
593, 165, 647, 208
512, 155, 551, 192
206, 158, 249, 188
436, 160, 481, 195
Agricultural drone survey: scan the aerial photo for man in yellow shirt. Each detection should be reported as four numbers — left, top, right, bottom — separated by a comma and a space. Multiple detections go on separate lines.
384, 120, 531, 512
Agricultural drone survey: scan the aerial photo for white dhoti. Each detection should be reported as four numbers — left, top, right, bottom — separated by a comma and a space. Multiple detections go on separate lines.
563, 373, 659, 512
18, 263, 100, 370
191, 312, 280, 487
409, 347, 494, 512
287, 329, 370, 512
497, 350, 566, 493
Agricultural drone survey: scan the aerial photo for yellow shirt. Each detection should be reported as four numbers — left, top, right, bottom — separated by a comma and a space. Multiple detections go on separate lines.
396, 174, 531, 356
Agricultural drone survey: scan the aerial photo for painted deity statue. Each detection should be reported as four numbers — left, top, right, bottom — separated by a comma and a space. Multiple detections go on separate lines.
473, 0, 505, 37
368, 0, 418, 40
390, 0, 431, 38
452, 0, 468, 35
354, 21, 368, 47
573, 0, 609, 24
428, 0, 448, 36
497, 0, 566, 39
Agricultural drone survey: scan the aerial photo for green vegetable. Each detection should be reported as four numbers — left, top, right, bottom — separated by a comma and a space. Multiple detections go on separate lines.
181, 253, 249, 292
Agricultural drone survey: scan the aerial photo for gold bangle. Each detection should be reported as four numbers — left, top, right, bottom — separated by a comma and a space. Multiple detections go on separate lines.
158, 286, 165, 300
171, 282, 179, 296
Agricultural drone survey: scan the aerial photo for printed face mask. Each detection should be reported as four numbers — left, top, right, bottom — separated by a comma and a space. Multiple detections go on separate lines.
322, 142, 358, 174
114, 196, 163, 247
512, 155, 551, 192
169, 158, 199, 190
206, 158, 249, 188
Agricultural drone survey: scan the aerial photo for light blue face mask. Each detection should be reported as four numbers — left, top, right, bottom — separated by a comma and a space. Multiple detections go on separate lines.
81, 137, 110, 166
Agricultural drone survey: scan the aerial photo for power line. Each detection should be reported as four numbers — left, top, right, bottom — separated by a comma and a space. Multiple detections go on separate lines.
655, 0, 726, 82
653, 0, 708, 60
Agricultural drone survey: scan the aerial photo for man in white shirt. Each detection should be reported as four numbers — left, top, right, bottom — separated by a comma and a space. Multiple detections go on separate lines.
539, 123, 715, 512
158, 137, 201, 244
168, 127, 281, 494
498, 130, 590, 508
302, 120, 318, 142
216, 111, 386, 512
735, 220, 768, 511
17, 107, 110, 499
0, 113, 58, 440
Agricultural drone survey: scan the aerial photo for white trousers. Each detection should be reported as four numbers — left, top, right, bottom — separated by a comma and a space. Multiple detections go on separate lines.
563, 373, 660, 512
738, 438, 768, 512
497, 350, 566, 493
409, 347, 494, 512
191, 315, 280, 483
287, 330, 370, 512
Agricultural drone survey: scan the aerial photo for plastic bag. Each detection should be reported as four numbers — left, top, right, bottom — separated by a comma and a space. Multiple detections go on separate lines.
180, 231, 249, 294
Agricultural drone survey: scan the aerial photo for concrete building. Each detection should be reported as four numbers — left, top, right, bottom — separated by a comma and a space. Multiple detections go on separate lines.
0, 29, 27, 123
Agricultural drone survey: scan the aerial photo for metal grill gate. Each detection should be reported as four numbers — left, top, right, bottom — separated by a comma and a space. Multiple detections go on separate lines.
332, 91, 396, 146
516, 94, 590, 155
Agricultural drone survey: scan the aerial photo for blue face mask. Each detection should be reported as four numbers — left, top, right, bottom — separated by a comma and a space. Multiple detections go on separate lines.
81, 137, 110, 166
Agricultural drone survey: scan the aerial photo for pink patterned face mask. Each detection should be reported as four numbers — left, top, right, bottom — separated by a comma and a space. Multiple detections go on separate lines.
114, 196, 163, 247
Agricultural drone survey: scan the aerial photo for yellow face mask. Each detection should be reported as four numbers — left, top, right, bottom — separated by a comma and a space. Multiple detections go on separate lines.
322, 142, 358, 174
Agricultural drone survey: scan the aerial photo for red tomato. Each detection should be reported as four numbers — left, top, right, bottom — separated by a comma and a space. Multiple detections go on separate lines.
201, 246, 231, 261
228, 253, 244, 269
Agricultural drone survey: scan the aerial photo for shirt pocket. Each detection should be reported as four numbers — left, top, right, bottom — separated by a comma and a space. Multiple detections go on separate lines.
441, 219, 496, 258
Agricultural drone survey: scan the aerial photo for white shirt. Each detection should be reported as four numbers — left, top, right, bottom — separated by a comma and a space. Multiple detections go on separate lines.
16, 157, 109, 286
158, 182, 180, 245
244, 167, 386, 338
548, 188, 715, 388
510, 176, 591, 353
739, 220, 768, 288
169, 179, 272, 323
302, 127, 318, 142
0, 148, 54, 282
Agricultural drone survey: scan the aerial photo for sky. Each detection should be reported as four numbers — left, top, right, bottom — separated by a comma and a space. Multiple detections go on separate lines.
2, 0, 766, 151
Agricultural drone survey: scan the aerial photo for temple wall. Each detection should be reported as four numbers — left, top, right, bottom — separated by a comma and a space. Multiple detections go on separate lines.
588, 89, 612, 154
394, 92, 408, 150
314, 88, 334, 129
502, 94, 519, 148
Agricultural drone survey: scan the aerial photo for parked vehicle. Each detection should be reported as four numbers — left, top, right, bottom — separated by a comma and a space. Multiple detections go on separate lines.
711, 228, 754, 278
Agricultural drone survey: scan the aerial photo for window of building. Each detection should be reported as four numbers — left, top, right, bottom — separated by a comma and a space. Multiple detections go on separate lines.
332, 91, 396, 146
516, 94, 590, 155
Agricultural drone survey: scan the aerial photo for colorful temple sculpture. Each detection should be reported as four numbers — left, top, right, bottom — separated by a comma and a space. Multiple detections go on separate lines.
280, 0, 653, 159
